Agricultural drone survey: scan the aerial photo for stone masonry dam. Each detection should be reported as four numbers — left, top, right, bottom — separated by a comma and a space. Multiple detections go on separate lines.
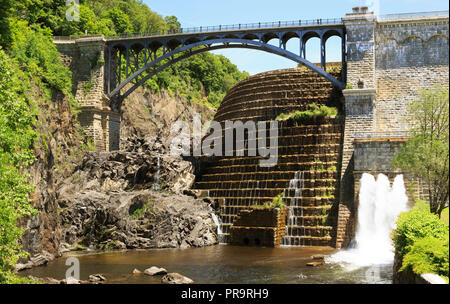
194, 68, 344, 246
54, 7, 449, 248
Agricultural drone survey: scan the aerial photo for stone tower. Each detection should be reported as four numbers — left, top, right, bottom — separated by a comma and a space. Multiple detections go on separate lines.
55, 35, 120, 152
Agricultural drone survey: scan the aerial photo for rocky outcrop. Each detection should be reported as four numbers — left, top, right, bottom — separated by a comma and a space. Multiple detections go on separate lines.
19, 144, 217, 271
19, 87, 87, 270
57, 189, 217, 252
67, 140, 196, 194
51, 139, 217, 252
18, 87, 218, 271
120, 87, 216, 150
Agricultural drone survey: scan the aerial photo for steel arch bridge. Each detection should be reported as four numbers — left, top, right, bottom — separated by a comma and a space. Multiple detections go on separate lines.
105, 19, 347, 108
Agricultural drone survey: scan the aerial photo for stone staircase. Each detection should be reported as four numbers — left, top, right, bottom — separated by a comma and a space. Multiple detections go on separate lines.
193, 68, 343, 246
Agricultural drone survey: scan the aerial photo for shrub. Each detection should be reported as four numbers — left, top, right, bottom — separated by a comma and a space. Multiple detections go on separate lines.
393, 201, 449, 281
251, 193, 285, 211
276, 104, 338, 122
0, 50, 38, 283
271, 193, 285, 210
393, 204, 448, 257
401, 236, 449, 281
9, 20, 73, 104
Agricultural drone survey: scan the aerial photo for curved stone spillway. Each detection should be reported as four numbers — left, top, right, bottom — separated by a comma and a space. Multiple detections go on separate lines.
214, 68, 342, 122
194, 68, 344, 246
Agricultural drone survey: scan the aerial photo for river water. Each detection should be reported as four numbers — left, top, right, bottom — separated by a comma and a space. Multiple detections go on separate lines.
20, 245, 393, 284
20, 173, 408, 284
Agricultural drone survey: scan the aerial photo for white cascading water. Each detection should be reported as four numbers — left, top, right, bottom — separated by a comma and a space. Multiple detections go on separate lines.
211, 212, 228, 244
281, 171, 304, 246
211, 213, 223, 235
327, 173, 409, 268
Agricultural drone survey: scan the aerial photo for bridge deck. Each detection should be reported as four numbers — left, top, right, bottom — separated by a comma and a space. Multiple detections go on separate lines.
106, 22, 344, 43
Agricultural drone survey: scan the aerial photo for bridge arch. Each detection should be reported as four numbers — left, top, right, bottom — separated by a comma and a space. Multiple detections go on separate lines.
107, 38, 345, 106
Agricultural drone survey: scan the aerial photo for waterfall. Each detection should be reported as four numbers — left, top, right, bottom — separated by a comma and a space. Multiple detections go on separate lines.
281, 171, 304, 246
211, 213, 225, 243
327, 173, 409, 268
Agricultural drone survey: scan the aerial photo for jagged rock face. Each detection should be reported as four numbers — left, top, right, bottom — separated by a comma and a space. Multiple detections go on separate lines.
57, 190, 217, 252
19, 89, 86, 270
67, 140, 196, 194
18, 88, 218, 271
18, 139, 217, 271
54, 143, 217, 252
120, 87, 216, 150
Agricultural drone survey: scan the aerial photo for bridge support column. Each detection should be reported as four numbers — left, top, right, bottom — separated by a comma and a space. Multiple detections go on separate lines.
55, 35, 120, 152
336, 6, 377, 248
320, 36, 326, 70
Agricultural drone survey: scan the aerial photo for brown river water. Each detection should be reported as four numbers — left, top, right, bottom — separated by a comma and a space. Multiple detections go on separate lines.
19, 245, 393, 284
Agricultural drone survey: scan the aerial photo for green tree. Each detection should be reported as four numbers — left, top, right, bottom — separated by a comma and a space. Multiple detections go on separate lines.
108, 7, 134, 34
9, 20, 72, 95
165, 16, 181, 33
0, 0, 23, 47
0, 49, 38, 283
393, 86, 449, 217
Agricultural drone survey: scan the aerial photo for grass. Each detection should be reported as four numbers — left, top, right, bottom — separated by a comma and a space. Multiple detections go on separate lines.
276, 104, 338, 122
250, 193, 286, 211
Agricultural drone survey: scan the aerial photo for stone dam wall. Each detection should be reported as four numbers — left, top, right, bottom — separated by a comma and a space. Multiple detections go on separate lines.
194, 68, 344, 246
375, 16, 449, 132
52, 10, 449, 249
336, 11, 448, 248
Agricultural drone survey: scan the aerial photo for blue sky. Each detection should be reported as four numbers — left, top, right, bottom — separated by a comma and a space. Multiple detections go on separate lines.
143, 0, 449, 74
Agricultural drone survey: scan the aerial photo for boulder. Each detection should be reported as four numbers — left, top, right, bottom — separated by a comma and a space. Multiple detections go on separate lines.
64, 277, 81, 284
88, 274, 107, 282
161, 273, 194, 284
312, 254, 325, 261
144, 266, 167, 276
132, 268, 142, 274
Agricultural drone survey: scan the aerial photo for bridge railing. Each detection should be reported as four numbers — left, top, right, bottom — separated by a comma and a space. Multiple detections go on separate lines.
53, 10, 449, 41
354, 131, 410, 140
98, 17, 343, 40
377, 10, 449, 20
53, 36, 78, 41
